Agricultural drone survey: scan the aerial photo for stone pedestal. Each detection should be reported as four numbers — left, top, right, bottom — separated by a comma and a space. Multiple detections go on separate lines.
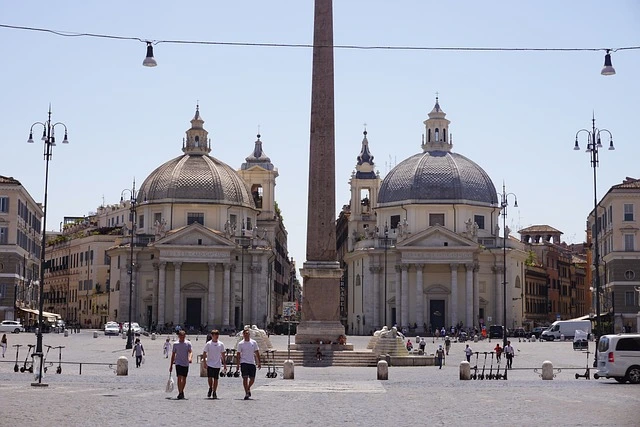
284, 360, 295, 380
542, 360, 553, 380
295, 261, 344, 345
459, 361, 471, 380
93, 331, 98, 338
377, 360, 388, 380
117, 356, 128, 376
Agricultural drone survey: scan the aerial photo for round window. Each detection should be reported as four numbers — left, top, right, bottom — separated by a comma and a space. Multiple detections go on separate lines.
624, 270, 635, 280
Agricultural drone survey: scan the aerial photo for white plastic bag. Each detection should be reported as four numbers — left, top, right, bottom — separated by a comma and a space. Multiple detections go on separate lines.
141, 356, 145, 365
165, 374, 175, 393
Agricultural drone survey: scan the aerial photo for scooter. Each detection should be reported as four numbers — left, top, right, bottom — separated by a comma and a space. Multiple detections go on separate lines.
265, 350, 278, 378
43, 345, 54, 373
54, 346, 65, 374
13, 344, 22, 372
471, 352, 480, 380
20, 344, 35, 373
487, 352, 495, 380
575, 350, 591, 380
478, 352, 488, 380
494, 353, 502, 380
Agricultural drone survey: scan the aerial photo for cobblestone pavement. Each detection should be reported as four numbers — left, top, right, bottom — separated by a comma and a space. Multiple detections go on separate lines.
0, 331, 638, 426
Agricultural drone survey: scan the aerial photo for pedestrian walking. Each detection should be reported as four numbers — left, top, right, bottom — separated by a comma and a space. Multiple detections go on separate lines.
236, 329, 261, 400
132, 338, 145, 368
435, 345, 445, 369
504, 341, 515, 369
418, 337, 426, 353
1, 334, 7, 357
464, 344, 473, 362
169, 330, 193, 399
202, 329, 226, 399
444, 336, 451, 355
163, 338, 171, 358
494, 343, 503, 363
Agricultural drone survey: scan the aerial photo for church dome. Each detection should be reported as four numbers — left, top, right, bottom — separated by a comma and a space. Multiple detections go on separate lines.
378, 98, 497, 207
138, 107, 255, 208
378, 151, 497, 206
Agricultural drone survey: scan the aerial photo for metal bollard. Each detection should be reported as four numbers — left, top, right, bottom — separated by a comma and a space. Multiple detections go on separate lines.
459, 361, 471, 380
93, 331, 98, 338
541, 360, 554, 380
284, 359, 295, 380
377, 360, 389, 380
151, 333, 156, 341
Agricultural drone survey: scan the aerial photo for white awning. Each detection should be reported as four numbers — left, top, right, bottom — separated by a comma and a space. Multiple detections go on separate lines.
18, 307, 61, 321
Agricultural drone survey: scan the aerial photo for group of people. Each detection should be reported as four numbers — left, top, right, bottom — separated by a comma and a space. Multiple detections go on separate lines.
168, 328, 261, 400
462, 341, 515, 369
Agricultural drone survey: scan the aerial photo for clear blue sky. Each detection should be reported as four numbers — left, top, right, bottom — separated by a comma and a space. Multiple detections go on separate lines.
2, 1, 639, 274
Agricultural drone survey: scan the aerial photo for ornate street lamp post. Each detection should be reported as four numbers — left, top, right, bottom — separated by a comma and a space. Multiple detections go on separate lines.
27, 106, 69, 386
121, 180, 139, 350
574, 116, 614, 365
500, 182, 518, 349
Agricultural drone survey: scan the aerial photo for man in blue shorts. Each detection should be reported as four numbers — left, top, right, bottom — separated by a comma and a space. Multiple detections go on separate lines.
236, 329, 261, 400
169, 330, 192, 399
202, 329, 226, 399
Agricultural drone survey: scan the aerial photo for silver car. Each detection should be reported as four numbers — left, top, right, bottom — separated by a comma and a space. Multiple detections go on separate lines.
0, 320, 26, 334
595, 334, 640, 384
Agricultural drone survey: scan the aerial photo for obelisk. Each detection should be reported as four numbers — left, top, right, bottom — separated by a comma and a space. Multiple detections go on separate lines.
295, 0, 345, 345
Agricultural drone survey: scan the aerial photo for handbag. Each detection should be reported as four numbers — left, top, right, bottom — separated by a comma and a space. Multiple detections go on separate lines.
165, 373, 175, 393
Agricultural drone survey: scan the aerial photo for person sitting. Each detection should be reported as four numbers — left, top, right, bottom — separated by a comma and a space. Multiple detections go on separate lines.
406, 339, 413, 352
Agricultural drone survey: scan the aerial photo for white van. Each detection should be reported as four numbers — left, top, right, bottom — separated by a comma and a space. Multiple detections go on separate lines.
594, 334, 640, 384
541, 320, 591, 341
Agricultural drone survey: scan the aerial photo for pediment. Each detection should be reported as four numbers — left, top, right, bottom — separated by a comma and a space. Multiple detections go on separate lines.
397, 225, 478, 248
152, 222, 234, 248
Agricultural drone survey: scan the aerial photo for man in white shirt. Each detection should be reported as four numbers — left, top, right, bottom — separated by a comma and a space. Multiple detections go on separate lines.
236, 329, 261, 400
202, 329, 226, 399
504, 341, 515, 369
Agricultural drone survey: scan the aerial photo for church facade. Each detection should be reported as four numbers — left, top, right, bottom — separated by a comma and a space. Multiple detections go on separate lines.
339, 99, 527, 335
105, 107, 291, 332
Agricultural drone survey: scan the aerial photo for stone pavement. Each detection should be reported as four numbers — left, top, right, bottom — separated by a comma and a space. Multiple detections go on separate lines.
0, 331, 638, 426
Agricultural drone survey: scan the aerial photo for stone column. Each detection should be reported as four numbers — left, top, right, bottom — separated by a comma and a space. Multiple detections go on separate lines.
173, 262, 182, 326
416, 264, 424, 331
222, 263, 231, 328
250, 262, 260, 325
152, 263, 159, 328
465, 264, 473, 328
401, 264, 409, 328
295, 0, 345, 345
207, 262, 216, 327
473, 264, 480, 329
371, 266, 380, 329
494, 266, 504, 325
395, 265, 402, 326
450, 263, 458, 328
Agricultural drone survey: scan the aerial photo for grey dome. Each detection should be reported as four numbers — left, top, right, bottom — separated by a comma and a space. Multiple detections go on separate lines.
139, 154, 255, 207
378, 150, 497, 207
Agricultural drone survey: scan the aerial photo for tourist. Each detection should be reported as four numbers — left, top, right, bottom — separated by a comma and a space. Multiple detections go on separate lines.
170, 330, 193, 399
504, 341, 515, 369
435, 345, 445, 369
1, 334, 6, 357
202, 329, 226, 399
163, 338, 171, 358
419, 337, 426, 353
132, 338, 145, 368
406, 339, 413, 352
464, 344, 473, 362
444, 336, 451, 355
494, 343, 503, 363
237, 329, 261, 400
316, 346, 323, 360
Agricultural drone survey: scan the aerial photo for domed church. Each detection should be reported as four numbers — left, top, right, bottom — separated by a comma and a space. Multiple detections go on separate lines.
106, 106, 291, 332
339, 98, 526, 335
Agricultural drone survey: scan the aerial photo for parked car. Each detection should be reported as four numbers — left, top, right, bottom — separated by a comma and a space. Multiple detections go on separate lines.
0, 320, 26, 334
531, 327, 546, 339
122, 322, 142, 336
489, 325, 504, 339
104, 321, 120, 336
594, 333, 640, 384
513, 327, 527, 337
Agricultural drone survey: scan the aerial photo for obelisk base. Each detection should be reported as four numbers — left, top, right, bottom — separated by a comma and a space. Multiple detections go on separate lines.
295, 261, 344, 345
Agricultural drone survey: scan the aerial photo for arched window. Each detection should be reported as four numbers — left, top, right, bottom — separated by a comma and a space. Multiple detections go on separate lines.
435, 128, 440, 142
428, 129, 431, 142
194, 135, 200, 147
443, 128, 447, 142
